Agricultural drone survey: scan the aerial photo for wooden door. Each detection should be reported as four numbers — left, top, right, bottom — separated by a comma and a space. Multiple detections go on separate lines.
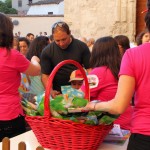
136, 0, 147, 36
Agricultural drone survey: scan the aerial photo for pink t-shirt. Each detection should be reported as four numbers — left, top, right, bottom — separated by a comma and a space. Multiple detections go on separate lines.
0, 48, 30, 120
81, 66, 132, 130
119, 43, 150, 135
82, 67, 118, 101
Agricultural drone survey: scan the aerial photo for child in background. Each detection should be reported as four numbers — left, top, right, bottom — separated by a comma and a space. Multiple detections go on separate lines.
69, 69, 84, 90
60, 69, 85, 99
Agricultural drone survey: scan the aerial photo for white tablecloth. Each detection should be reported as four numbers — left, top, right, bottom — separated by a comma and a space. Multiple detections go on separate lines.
0, 130, 128, 150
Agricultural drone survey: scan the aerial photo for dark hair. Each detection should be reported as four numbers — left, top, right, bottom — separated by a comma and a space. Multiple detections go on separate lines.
18, 37, 30, 49
0, 13, 13, 51
114, 35, 130, 53
49, 34, 54, 41
90, 36, 121, 80
26, 36, 49, 60
26, 33, 34, 37
135, 28, 149, 45
52, 21, 70, 35
145, 0, 150, 32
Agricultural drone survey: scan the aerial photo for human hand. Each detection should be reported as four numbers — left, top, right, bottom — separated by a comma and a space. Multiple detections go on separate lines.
51, 90, 61, 98
83, 100, 100, 111
31, 56, 40, 63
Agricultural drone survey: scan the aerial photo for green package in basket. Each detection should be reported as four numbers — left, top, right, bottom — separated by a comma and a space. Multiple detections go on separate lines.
36, 92, 88, 116
36, 94, 63, 118
25, 92, 119, 125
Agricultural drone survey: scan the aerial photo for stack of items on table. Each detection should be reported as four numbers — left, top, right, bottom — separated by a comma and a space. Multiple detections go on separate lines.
104, 124, 130, 143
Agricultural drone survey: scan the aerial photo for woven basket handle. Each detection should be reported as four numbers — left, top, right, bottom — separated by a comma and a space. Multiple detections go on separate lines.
44, 59, 90, 117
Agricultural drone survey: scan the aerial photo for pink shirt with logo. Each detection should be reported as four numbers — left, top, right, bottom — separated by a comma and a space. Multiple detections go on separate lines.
0, 48, 30, 120
119, 43, 150, 135
81, 66, 133, 130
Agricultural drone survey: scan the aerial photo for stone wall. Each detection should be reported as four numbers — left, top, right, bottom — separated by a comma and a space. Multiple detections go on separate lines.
64, 0, 136, 42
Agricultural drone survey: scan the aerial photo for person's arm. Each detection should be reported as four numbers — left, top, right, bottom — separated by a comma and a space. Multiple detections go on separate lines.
24, 56, 41, 76
41, 74, 60, 98
85, 75, 135, 115
41, 74, 49, 88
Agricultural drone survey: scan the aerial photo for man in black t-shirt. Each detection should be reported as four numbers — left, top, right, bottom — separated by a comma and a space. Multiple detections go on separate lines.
41, 21, 91, 98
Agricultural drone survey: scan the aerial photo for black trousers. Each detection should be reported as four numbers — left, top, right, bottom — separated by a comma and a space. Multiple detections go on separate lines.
127, 133, 150, 150
0, 115, 26, 142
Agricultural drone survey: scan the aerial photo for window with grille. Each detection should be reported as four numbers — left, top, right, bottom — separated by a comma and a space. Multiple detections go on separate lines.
18, 0, 22, 7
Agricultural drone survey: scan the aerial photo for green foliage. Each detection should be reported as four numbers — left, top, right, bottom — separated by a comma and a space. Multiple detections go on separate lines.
0, 0, 17, 14
5, 0, 12, 8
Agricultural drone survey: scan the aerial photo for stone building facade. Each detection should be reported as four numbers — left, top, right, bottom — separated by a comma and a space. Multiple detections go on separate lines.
11, 0, 147, 42
64, 0, 136, 42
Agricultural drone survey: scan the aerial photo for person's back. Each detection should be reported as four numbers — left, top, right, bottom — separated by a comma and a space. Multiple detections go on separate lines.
0, 49, 29, 119
87, 67, 118, 101
120, 43, 150, 134
0, 12, 41, 141
81, 36, 132, 130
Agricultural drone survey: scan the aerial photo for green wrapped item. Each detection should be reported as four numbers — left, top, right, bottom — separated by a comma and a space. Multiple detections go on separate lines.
72, 97, 88, 107
26, 92, 119, 126
99, 113, 119, 125
50, 95, 68, 115
36, 94, 63, 118
85, 111, 99, 125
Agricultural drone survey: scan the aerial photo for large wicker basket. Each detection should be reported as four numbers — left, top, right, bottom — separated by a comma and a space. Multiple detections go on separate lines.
26, 60, 113, 150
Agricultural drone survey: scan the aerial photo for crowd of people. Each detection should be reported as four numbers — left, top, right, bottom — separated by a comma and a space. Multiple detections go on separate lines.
1, 0, 150, 149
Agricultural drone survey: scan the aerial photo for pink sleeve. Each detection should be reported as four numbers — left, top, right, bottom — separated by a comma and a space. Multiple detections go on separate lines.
119, 49, 135, 77
15, 51, 30, 72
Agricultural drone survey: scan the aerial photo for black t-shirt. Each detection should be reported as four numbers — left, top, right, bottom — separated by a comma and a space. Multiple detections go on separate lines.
41, 38, 91, 92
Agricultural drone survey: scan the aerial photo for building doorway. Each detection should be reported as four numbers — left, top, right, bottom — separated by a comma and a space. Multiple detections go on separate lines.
136, 0, 147, 36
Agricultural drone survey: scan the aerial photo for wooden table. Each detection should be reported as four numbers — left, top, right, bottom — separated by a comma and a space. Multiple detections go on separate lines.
0, 130, 128, 150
